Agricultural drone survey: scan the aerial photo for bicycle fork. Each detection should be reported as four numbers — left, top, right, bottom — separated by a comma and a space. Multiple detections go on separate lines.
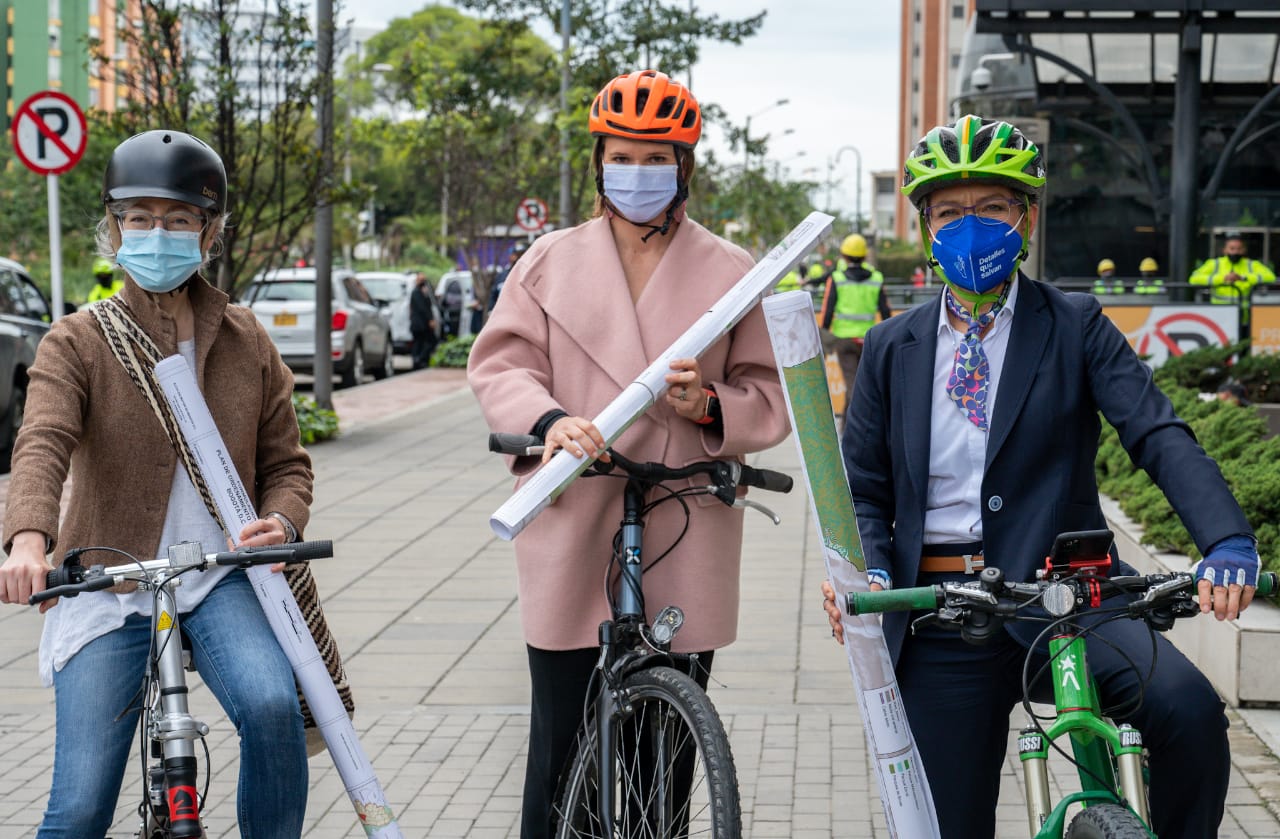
145, 546, 209, 838
1016, 634, 1150, 837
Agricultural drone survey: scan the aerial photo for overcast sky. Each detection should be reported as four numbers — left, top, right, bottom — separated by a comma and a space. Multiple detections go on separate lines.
334, 1, 901, 219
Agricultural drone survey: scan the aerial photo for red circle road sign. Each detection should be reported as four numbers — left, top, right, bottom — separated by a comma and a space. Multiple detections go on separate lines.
11, 91, 88, 176
515, 197, 549, 232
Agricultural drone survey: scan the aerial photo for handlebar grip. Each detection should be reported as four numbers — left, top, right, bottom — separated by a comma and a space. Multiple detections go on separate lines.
1258, 572, 1278, 598
739, 465, 793, 493
847, 585, 941, 616
213, 539, 334, 567
30, 574, 114, 605
489, 433, 544, 455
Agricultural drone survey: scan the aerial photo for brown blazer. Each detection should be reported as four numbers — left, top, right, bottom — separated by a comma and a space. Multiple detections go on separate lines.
2, 277, 312, 583
467, 217, 790, 652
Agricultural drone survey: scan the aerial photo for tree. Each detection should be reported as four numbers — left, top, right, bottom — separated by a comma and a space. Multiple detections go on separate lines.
93, 0, 323, 293
359, 6, 562, 300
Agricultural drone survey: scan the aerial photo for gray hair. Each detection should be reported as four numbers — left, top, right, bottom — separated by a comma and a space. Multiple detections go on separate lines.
96, 199, 231, 269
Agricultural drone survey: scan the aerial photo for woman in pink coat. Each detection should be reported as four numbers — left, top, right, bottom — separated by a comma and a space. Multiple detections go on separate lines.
467, 69, 790, 838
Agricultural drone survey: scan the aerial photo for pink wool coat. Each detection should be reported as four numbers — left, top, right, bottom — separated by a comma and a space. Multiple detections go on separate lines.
467, 216, 790, 652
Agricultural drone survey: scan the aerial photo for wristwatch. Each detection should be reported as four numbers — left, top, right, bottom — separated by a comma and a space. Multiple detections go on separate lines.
267, 512, 298, 543
694, 386, 721, 426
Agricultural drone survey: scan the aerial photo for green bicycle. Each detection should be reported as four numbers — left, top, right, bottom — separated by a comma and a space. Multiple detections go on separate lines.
845, 530, 1277, 839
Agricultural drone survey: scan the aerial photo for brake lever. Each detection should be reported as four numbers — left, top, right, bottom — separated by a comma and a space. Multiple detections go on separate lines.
731, 497, 780, 524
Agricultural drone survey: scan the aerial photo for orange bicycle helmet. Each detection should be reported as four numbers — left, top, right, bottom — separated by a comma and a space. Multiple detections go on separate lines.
589, 70, 701, 148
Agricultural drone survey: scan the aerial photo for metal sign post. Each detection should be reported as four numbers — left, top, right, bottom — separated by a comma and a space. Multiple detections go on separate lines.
10, 91, 88, 321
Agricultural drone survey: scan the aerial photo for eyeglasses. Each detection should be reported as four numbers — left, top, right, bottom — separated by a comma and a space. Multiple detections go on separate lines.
924, 197, 1023, 229
115, 209, 207, 233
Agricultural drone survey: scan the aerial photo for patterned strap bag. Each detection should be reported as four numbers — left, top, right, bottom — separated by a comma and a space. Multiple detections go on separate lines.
90, 297, 355, 735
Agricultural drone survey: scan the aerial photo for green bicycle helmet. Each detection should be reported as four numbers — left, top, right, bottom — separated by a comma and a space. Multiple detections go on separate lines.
901, 115, 1045, 209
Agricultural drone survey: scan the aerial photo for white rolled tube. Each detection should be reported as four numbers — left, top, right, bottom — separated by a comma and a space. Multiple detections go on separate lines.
155, 356, 402, 837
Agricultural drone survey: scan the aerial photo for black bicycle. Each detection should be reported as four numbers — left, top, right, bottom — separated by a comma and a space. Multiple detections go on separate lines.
490, 433, 793, 839
31, 539, 333, 839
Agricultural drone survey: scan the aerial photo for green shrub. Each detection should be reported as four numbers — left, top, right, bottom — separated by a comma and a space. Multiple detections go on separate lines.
293, 393, 339, 445
1096, 386, 1280, 569
430, 334, 476, 368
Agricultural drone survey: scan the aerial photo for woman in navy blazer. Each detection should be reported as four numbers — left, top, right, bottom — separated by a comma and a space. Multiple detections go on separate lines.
823, 115, 1259, 838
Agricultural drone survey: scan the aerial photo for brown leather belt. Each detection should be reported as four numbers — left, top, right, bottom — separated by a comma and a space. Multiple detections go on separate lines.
919, 554, 986, 574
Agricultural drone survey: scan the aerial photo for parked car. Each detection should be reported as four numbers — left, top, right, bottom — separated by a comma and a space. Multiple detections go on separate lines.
436, 269, 477, 339
356, 270, 431, 355
0, 257, 52, 471
240, 267, 394, 388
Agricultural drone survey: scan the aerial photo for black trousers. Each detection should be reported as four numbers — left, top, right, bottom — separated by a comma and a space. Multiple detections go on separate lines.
896, 618, 1229, 839
521, 645, 715, 839
410, 330, 436, 370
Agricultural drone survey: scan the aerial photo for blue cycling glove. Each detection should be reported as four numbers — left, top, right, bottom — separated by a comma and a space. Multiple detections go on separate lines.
866, 568, 893, 590
1196, 534, 1260, 589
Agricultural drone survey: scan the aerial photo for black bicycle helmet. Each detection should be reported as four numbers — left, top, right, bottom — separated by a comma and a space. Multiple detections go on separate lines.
103, 130, 227, 214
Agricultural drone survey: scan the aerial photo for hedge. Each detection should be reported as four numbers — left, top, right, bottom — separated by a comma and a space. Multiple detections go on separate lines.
293, 393, 340, 445
1095, 345, 1280, 570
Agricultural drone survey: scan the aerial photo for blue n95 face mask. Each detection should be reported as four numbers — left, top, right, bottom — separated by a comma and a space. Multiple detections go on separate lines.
930, 216, 1024, 296
115, 229, 204, 294
602, 164, 679, 223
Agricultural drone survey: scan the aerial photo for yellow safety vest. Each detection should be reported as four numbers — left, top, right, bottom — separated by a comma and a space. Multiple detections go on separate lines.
829, 266, 884, 339
1188, 256, 1277, 305
87, 279, 125, 302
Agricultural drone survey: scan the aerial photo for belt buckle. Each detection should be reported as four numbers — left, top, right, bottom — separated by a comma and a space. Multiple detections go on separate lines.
964, 554, 985, 574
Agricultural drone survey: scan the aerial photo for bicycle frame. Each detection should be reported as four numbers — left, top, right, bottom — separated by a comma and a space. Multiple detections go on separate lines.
1016, 631, 1150, 838
141, 541, 211, 839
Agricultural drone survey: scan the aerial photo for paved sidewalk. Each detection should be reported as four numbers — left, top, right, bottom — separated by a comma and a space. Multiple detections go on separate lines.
0, 368, 1278, 837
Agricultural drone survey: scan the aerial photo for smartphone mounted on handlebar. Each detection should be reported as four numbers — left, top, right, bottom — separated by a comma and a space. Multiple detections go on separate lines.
1043, 529, 1115, 580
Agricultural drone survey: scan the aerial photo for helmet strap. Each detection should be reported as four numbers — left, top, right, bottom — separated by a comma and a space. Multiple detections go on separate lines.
604, 180, 689, 243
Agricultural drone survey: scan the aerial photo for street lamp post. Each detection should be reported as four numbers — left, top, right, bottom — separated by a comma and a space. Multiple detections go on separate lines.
742, 97, 790, 237
833, 144, 863, 233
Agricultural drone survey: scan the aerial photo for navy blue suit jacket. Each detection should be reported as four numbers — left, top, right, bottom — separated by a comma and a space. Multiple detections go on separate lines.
842, 276, 1253, 663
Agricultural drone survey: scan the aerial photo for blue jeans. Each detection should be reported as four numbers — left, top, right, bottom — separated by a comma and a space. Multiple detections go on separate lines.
38, 570, 308, 838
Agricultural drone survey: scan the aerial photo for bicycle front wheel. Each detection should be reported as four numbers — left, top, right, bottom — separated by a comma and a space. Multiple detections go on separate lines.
554, 665, 741, 839
1065, 803, 1150, 839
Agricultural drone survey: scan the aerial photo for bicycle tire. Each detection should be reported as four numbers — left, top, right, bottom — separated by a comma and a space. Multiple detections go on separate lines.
553, 665, 741, 839
1065, 803, 1150, 839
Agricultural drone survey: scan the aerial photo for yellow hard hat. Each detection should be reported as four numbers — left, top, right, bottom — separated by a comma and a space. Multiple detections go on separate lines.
840, 234, 868, 259
1139, 257, 1159, 273
1097, 258, 1116, 275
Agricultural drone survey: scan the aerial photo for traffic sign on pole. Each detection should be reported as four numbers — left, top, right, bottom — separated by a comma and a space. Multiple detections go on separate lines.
10, 91, 88, 322
11, 91, 88, 176
515, 197, 549, 233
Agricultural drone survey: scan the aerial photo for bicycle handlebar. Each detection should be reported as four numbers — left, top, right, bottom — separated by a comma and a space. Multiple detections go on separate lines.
29, 540, 335, 606
488, 433, 794, 495
847, 570, 1280, 618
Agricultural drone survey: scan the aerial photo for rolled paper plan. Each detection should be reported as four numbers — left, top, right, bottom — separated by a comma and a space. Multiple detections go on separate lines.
489, 210, 835, 540
155, 355, 403, 838
762, 290, 940, 838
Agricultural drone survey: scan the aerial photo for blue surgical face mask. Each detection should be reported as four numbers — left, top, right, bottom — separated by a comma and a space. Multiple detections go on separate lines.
115, 228, 204, 294
930, 215, 1024, 297
602, 164, 679, 223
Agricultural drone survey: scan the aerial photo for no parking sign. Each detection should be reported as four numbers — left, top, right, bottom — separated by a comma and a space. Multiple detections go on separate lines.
11, 90, 87, 175
10, 90, 88, 321
515, 196, 548, 233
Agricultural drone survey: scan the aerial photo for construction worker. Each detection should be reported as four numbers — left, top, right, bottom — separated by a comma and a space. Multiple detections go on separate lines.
819, 233, 892, 404
776, 266, 803, 293
1135, 257, 1165, 294
1092, 258, 1124, 294
87, 257, 124, 302
1189, 234, 1276, 324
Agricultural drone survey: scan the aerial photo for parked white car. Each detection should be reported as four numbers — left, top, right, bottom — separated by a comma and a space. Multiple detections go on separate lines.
241, 267, 394, 387
357, 271, 417, 354
436, 269, 477, 339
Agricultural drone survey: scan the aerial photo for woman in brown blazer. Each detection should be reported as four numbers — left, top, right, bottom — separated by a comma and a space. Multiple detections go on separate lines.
0, 130, 313, 838
467, 70, 790, 838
